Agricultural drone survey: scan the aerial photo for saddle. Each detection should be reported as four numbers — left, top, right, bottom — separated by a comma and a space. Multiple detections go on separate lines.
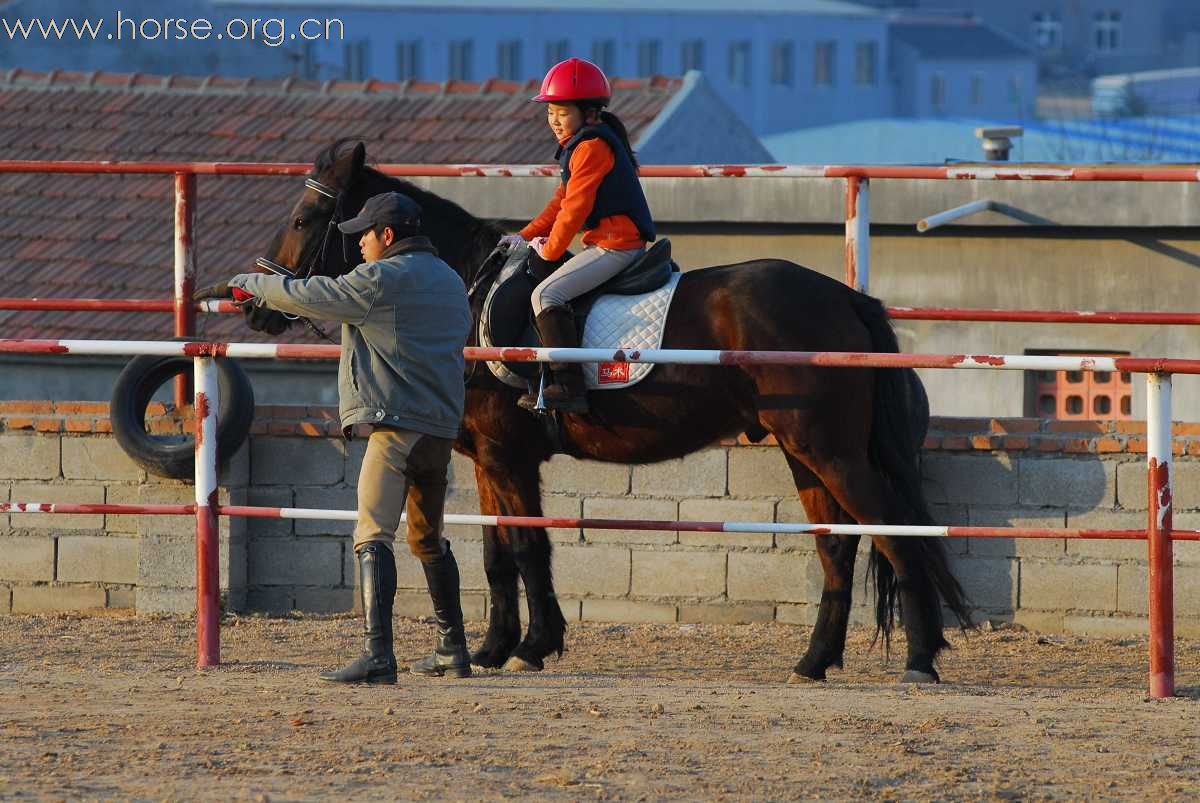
479, 239, 678, 382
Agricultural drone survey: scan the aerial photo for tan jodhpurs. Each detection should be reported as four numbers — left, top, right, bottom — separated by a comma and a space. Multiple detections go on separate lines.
531, 245, 645, 316
352, 426, 455, 563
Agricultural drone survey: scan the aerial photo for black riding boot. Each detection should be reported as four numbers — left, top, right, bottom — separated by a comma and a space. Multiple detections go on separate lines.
318, 543, 397, 684
410, 544, 472, 678
519, 305, 588, 413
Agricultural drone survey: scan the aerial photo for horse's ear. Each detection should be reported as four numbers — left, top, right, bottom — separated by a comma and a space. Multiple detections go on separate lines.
349, 141, 366, 178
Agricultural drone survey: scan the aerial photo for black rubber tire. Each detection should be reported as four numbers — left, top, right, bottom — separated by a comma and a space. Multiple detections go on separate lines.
110, 354, 256, 480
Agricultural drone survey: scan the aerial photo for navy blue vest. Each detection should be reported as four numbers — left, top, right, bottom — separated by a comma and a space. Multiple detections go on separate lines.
558, 123, 656, 243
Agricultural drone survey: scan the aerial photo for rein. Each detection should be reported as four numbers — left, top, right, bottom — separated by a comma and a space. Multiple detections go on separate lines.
253, 176, 346, 344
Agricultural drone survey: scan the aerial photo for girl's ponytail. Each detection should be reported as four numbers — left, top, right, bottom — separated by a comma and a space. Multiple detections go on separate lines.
599, 110, 639, 168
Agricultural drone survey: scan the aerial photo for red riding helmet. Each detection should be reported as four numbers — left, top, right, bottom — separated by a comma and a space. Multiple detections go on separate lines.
532, 57, 611, 105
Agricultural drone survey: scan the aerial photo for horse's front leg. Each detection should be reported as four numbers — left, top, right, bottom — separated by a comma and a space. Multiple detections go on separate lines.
470, 466, 521, 669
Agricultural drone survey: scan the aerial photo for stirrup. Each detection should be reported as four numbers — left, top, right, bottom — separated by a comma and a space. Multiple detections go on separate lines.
517, 370, 549, 414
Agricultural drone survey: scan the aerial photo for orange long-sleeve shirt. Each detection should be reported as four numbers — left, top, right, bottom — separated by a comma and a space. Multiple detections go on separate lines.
519, 137, 646, 261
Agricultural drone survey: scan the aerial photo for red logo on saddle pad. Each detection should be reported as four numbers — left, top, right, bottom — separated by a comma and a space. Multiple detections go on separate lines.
597, 362, 630, 384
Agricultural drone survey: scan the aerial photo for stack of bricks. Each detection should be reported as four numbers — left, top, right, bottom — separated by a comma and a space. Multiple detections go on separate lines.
1, 401, 1198, 638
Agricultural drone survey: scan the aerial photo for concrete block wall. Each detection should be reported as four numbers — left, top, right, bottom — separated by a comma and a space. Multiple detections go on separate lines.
2, 402, 1200, 638
0, 401, 248, 614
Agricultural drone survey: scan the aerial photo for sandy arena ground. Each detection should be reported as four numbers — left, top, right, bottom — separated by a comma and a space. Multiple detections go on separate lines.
0, 612, 1197, 801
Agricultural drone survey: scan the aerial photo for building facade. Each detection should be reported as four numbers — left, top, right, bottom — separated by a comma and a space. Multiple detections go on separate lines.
0, 0, 1037, 135
889, 17, 1037, 120
210, 0, 893, 135
862, 0, 1200, 80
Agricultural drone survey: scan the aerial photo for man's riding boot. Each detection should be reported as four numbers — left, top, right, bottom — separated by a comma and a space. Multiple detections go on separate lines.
410, 545, 472, 678
319, 543, 398, 684
530, 305, 589, 413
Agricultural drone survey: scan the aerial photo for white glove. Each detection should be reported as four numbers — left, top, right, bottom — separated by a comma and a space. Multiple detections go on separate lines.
497, 233, 526, 250
529, 236, 550, 259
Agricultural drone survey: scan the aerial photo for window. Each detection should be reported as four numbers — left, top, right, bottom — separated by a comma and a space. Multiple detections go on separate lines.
497, 40, 522, 80
591, 39, 615, 73
930, 72, 945, 111
728, 40, 751, 87
1093, 11, 1121, 52
343, 40, 369, 80
448, 40, 473, 80
970, 72, 984, 106
1032, 11, 1062, 50
545, 39, 569, 69
681, 39, 705, 72
855, 41, 877, 86
299, 41, 318, 80
1026, 353, 1133, 420
637, 39, 661, 75
396, 40, 421, 80
814, 41, 836, 86
1008, 73, 1023, 103
770, 41, 794, 86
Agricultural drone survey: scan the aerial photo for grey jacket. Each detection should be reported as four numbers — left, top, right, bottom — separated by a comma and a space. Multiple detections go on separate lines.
231, 238, 471, 440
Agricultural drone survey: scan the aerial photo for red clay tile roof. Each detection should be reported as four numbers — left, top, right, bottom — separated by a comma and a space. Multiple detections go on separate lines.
0, 69, 682, 342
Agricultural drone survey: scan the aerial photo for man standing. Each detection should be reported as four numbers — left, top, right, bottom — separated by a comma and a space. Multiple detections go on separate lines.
196, 192, 474, 683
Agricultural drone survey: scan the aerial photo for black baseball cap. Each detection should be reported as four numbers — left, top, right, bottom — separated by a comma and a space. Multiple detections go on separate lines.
337, 191, 422, 235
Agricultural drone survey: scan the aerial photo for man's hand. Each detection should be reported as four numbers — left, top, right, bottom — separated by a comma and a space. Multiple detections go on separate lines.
193, 281, 230, 301
497, 233, 526, 250
193, 282, 253, 303
529, 236, 550, 259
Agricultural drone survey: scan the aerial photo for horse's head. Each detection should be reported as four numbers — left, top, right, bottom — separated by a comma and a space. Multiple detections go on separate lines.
248, 139, 370, 334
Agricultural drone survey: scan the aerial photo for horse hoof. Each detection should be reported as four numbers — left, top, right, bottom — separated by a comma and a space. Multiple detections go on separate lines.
502, 656, 542, 672
787, 672, 821, 684
900, 670, 940, 684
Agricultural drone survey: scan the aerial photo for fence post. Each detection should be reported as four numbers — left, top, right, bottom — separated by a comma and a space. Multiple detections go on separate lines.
845, 176, 870, 293
1146, 372, 1174, 698
174, 172, 197, 409
194, 354, 220, 668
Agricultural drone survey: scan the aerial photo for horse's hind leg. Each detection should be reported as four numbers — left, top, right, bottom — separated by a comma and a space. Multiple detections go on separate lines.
808, 456, 950, 681
475, 460, 566, 672
470, 466, 521, 669
781, 453, 861, 683
507, 525, 567, 671
865, 534, 949, 682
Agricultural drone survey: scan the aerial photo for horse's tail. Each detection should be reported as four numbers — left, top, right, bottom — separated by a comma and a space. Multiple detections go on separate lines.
849, 292, 972, 646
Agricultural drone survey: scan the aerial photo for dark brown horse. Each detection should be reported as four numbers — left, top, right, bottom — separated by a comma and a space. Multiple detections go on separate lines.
251, 141, 970, 683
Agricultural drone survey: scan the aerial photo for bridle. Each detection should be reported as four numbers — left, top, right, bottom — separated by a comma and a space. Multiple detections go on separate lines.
253, 176, 349, 343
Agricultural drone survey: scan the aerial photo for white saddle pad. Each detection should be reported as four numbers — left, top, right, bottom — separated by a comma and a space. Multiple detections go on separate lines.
581, 271, 683, 390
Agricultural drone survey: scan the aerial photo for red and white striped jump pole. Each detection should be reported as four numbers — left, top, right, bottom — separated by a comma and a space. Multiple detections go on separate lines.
174, 173, 197, 409
845, 176, 869, 292
0, 298, 235, 313
10, 298, 1200, 327
8, 502, 1200, 543
193, 356, 220, 668
7, 338, 1200, 375
1147, 373, 1174, 698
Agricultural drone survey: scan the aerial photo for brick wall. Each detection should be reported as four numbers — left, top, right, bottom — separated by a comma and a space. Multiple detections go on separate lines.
1, 401, 1198, 637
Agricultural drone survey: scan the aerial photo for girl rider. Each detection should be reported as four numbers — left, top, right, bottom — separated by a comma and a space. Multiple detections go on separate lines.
499, 57, 656, 414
